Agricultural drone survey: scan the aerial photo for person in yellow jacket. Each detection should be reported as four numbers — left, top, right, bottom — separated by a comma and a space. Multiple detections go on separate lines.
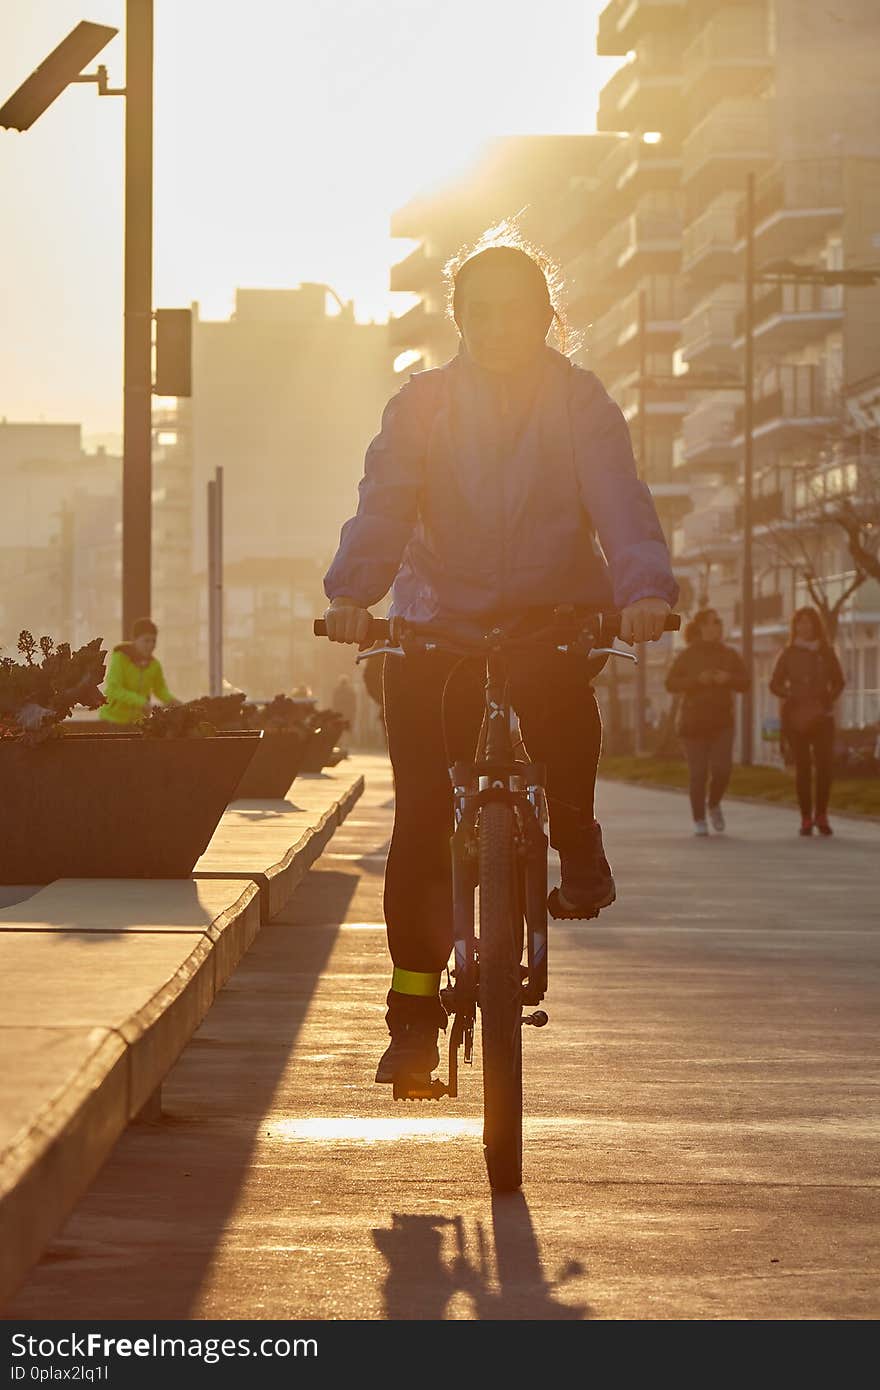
99, 617, 179, 725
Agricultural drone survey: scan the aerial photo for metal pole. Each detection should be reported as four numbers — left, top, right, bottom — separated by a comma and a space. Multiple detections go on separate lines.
215, 466, 223, 693
741, 172, 755, 764
121, 0, 153, 638
636, 287, 648, 754
207, 478, 216, 694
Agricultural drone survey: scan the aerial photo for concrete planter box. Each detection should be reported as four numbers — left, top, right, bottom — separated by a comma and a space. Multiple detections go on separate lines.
300, 726, 347, 773
0, 732, 261, 882
232, 730, 307, 800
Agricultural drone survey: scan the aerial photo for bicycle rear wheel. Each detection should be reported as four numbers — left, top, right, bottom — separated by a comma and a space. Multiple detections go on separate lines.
478, 800, 523, 1192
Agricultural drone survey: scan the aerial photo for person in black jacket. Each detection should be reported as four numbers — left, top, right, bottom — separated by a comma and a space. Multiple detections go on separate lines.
665, 608, 750, 835
769, 606, 845, 837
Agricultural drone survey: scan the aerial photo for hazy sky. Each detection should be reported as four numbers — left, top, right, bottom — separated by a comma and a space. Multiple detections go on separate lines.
1, 1, 615, 434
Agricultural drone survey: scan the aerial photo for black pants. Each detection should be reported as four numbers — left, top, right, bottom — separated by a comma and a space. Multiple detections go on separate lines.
788, 718, 834, 819
682, 728, 734, 821
382, 649, 602, 976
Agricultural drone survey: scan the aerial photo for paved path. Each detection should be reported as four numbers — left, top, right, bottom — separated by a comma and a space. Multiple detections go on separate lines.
6, 758, 879, 1320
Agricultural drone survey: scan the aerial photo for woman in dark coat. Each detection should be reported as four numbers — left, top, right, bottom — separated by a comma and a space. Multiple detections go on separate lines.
769, 606, 845, 836
665, 608, 750, 835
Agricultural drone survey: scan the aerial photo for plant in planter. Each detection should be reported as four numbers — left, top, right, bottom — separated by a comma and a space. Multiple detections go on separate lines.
143, 692, 248, 739
241, 694, 313, 734
0, 631, 107, 744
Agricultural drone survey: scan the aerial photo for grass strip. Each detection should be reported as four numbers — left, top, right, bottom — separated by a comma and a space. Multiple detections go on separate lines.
599, 755, 880, 818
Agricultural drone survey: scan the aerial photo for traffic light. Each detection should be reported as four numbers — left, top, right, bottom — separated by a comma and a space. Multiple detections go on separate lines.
154, 308, 192, 397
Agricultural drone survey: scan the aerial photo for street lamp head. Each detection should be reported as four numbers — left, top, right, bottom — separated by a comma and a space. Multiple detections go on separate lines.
0, 20, 118, 132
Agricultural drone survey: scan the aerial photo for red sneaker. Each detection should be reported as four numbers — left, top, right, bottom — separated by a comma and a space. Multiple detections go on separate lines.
799, 817, 813, 837
814, 814, 833, 837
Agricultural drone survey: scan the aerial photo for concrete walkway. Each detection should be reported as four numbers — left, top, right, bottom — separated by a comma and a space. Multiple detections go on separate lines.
5, 757, 879, 1320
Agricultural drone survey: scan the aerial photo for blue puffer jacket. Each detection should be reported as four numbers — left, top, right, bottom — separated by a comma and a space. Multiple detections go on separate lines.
324, 345, 678, 624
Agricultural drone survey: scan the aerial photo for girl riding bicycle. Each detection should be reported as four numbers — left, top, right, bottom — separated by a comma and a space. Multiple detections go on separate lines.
323, 231, 678, 1084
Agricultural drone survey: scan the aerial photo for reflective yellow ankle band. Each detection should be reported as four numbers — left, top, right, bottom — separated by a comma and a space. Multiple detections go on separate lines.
391, 967, 442, 997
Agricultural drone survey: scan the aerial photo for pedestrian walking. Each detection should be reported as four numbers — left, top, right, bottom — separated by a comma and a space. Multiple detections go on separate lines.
99, 617, 178, 725
769, 606, 845, 837
665, 608, 749, 835
322, 236, 677, 1085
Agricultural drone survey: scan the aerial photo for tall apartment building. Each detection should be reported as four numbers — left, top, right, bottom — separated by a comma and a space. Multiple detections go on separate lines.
595, 0, 880, 754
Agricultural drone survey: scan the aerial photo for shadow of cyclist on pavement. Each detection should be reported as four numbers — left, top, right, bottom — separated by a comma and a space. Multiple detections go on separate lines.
372, 1196, 591, 1319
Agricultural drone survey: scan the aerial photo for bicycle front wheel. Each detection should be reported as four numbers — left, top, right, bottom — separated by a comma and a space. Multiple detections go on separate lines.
479, 799, 523, 1192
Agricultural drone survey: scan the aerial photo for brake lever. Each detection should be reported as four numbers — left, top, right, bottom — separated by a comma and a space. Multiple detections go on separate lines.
354, 644, 405, 663
593, 647, 638, 663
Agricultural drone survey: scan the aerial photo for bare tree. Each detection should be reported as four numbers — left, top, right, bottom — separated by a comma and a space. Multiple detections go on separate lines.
757, 518, 866, 642
819, 455, 880, 584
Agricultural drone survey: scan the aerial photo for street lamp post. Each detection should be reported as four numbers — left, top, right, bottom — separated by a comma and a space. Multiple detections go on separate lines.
122, 0, 154, 636
636, 287, 648, 754
741, 172, 756, 764
1, 5, 156, 639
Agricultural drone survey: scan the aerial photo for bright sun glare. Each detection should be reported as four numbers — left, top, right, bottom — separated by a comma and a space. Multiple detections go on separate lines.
0, 1, 612, 430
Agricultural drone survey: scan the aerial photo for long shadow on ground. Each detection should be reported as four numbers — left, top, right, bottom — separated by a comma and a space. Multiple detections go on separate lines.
2, 866, 358, 1319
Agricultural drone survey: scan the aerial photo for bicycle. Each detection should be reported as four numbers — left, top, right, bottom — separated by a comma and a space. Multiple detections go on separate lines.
315, 606, 680, 1191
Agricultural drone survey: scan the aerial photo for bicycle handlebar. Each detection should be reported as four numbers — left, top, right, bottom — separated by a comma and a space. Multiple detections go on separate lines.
313, 611, 680, 647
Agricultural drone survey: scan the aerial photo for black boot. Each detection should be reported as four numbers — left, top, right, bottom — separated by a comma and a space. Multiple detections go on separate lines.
375, 990, 447, 1085
548, 820, 616, 921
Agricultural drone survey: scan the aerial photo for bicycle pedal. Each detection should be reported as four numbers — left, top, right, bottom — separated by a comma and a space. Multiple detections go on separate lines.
392, 1077, 447, 1101
547, 886, 611, 921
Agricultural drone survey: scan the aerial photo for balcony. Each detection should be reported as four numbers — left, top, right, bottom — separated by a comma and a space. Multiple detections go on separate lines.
681, 194, 741, 279
597, 47, 681, 134
595, 207, 682, 284
682, 6, 772, 123
733, 280, 844, 351
388, 300, 448, 353
588, 279, 686, 369
734, 591, 784, 626
546, 174, 608, 262
679, 289, 742, 371
678, 393, 741, 469
732, 364, 838, 452
390, 243, 440, 294
597, 0, 686, 57
793, 455, 870, 513
734, 490, 785, 530
565, 245, 616, 320
681, 99, 772, 211
595, 133, 681, 210
674, 492, 738, 557
616, 372, 689, 427
735, 159, 846, 261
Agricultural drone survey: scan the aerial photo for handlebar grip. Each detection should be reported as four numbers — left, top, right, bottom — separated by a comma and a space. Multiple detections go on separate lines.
600, 612, 681, 641
313, 617, 391, 640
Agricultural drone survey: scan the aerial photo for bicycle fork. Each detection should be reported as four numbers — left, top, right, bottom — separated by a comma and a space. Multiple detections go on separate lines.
395, 764, 550, 1101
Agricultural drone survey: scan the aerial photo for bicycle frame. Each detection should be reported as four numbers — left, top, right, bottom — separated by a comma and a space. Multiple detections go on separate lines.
435, 637, 551, 1102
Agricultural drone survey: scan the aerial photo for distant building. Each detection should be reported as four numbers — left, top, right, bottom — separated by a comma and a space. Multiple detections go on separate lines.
0, 420, 121, 652
190, 284, 397, 570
